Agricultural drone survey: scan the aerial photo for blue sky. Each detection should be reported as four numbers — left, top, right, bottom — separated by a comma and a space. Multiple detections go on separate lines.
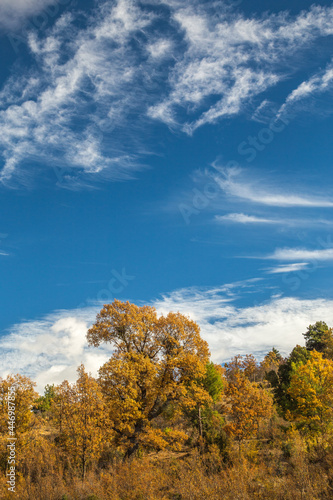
1, 0, 333, 390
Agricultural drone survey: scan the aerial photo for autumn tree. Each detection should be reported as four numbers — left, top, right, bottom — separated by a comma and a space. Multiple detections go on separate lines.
224, 354, 259, 382
224, 376, 274, 444
223, 373, 274, 446
260, 348, 283, 385
0, 374, 38, 434
87, 300, 211, 459
287, 351, 333, 434
53, 365, 106, 479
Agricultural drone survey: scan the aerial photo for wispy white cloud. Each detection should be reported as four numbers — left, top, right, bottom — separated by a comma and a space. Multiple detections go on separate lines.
1, 1, 333, 182
0, 0, 58, 31
251, 100, 278, 124
147, 39, 173, 60
215, 212, 333, 226
0, 0, 157, 185
267, 247, 333, 261
213, 167, 333, 207
215, 213, 282, 224
264, 263, 309, 274
279, 60, 333, 116
148, 3, 333, 133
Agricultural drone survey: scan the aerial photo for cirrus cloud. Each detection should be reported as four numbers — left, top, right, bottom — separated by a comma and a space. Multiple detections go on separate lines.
1, 1, 333, 184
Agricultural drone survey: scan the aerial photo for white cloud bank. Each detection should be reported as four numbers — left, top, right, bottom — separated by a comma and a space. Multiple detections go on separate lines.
2, 283, 333, 391
0, 307, 107, 392
153, 287, 333, 363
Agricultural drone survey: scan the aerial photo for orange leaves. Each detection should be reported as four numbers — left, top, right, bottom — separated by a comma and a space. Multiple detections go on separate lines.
139, 427, 188, 452
53, 365, 107, 478
87, 300, 211, 457
260, 349, 283, 377
223, 373, 274, 442
87, 300, 210, 364
87, 300, 159, 352
0, 374, 38, 434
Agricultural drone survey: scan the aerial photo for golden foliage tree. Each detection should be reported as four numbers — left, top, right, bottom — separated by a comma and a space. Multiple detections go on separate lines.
260, 348, 283, 386
223, 373, 274, 445
87, 300, 211, 458
287, 351, 333, 433
260, 348, 282, 375
225, 354, 259, 382
53, 365, 106, 479
0, 374, 38, 434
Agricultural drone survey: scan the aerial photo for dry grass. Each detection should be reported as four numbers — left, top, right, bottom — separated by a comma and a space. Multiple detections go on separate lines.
1, 435, 333, 500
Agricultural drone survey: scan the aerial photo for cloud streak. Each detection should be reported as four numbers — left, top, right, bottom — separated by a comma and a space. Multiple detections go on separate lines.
215, 213, 282, 224
215, 212, 333, 226
279, 60, 333, 116
264, 263, 309, 274
267, 247, 333, 261
213, 167, 333, 207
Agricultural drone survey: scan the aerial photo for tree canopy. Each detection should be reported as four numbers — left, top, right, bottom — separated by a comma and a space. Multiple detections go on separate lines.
287, 351, 333, 433
303, 321, 329, 352
87, 299, 212, 457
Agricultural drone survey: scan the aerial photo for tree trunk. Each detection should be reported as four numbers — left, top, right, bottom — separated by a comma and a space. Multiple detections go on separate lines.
123, 441, 140, 461
82, 453, 86, 482
198, 406, 203, 438
123, 420, 144, 461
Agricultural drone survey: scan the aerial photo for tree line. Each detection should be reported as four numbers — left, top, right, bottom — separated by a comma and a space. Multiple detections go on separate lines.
1, 302, 333, 499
